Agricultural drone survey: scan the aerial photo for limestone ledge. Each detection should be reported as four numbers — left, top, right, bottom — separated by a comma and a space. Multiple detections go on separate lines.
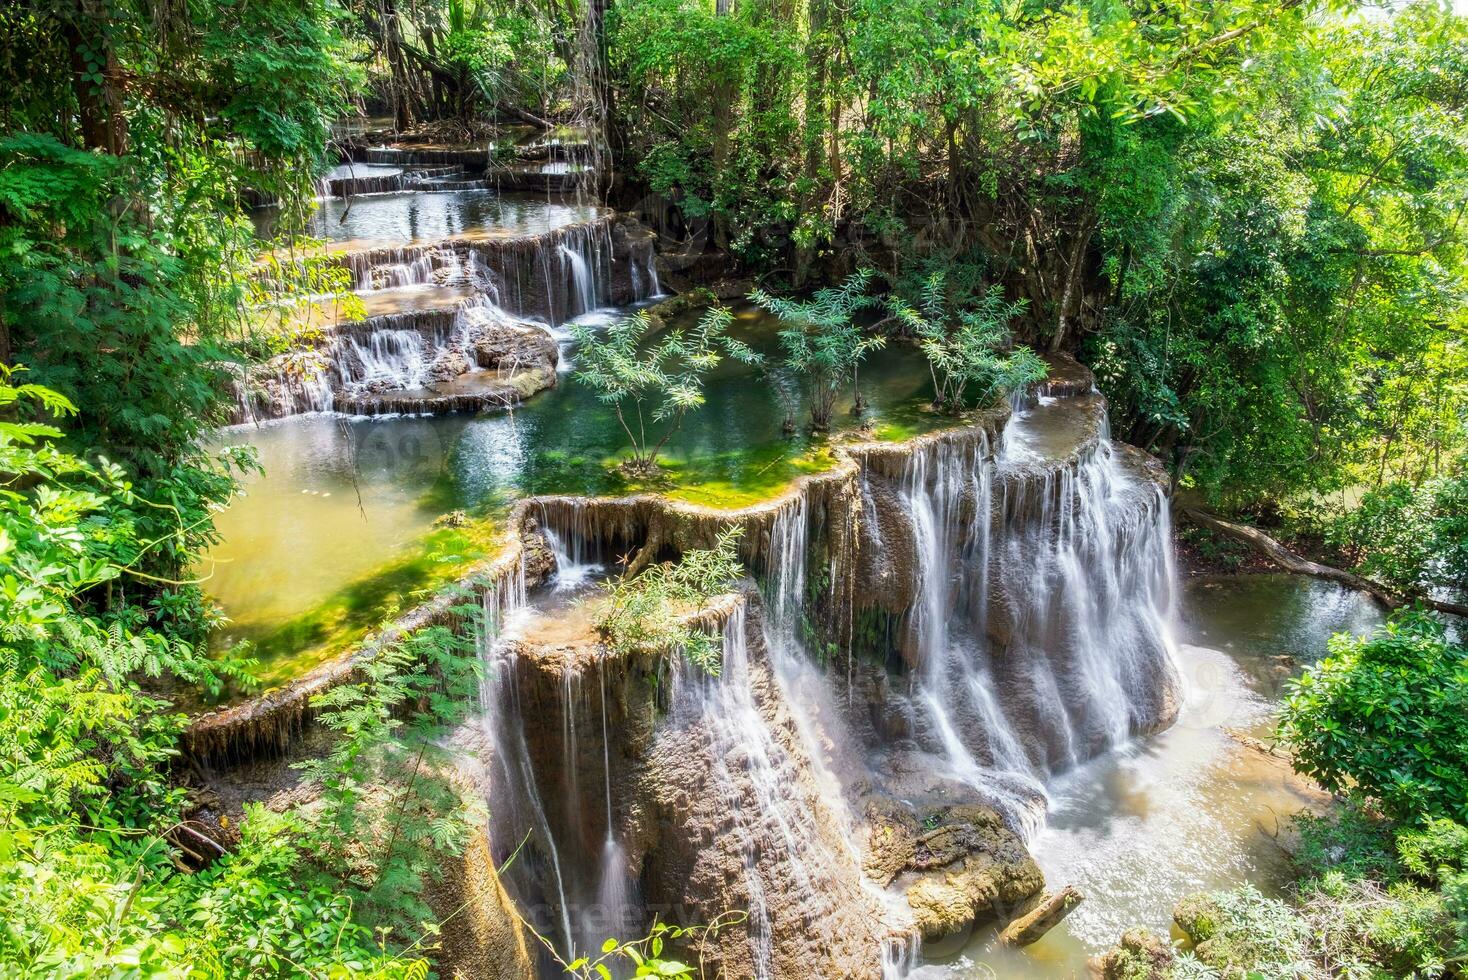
190, 354, 1154, 766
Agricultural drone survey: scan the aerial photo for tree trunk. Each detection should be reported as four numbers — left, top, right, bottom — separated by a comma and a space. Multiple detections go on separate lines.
999, 886, 1084, 947
1050, 210, 1096, 352
382, 0, 416, 130
64, 2, 128, 154
1180, 507, 1468, 618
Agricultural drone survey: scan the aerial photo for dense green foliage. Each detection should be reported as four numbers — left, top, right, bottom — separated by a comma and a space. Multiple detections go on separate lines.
1159, 809, 1468, 979
1318, 473, 1468, 598
886, 271, 1046, 414
603, 0, 1466, 520
1, 0, 1465, 974
0, 373, 475, 975
0, 4, 501, 975
1279, 613, 1468, 825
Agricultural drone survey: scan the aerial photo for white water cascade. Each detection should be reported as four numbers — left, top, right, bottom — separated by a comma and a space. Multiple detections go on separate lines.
890, 401, 1180, 836
559, 243, 599, 318
441, 365, 1178, 980
672, 604, 843, 980
475, 562, 580, 957
337, 329, 435, 392
593, 671, 636, 941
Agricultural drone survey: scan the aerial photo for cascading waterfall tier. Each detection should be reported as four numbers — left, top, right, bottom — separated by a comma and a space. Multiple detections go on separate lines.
854, 393, 1181, 835
228, 294, 561, 422
233, 214, 660, 422
194, 356, 1180, 979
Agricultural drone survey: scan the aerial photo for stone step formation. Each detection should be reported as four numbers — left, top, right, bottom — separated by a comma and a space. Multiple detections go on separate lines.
197, 337, 1181, 979
234, 153, 659, 423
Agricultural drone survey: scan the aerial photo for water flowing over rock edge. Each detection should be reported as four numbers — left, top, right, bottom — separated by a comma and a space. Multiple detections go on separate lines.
189, 356, 1182, 980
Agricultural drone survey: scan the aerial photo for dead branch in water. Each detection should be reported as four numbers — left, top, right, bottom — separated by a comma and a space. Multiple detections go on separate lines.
1180, 507, 1468, 618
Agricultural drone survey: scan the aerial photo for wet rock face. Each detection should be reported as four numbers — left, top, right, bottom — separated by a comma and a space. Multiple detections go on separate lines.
636, 621, 893, 980
855, 473, 919, 619
472, 321, 559, 371
233, 213, 659, 423
425, 824, 539, 980
863, 797, 1043, 942
230, 315, 561, 422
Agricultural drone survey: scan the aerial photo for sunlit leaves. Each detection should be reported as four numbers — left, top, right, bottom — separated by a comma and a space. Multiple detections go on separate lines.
596, 526, 745, 673
571, 306, 762, 471
751, 269, 885, 429
888, 271, 1045, 412
1280, 612, 1468, 826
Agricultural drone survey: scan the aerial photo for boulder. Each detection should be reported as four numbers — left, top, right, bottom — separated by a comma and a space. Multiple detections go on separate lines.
1092, 928, 1176, 980
471, 322, 558, 370
862, 796, 1044, 943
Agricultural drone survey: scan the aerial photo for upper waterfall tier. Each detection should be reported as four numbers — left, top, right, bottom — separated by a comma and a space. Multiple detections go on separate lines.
254, 189, 605, 247
234, 213, 662, 422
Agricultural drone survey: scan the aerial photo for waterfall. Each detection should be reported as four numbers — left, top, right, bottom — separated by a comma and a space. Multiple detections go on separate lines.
559, 243, 598, 317
544, 523, 605, 592
898, 434, 1051, 830
629, 240, 662, 301
675, 603, 845, 980
880, 935, 922, 980
475, 563, 579, 957
892, 406, 1180, 837
337, 329, 434, 392
229, 356, 335, 423
593, 670, 637, 941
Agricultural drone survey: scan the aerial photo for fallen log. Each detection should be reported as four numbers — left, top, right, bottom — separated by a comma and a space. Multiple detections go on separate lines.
999, 885, 1084, 947
1180, 507, 1468, 618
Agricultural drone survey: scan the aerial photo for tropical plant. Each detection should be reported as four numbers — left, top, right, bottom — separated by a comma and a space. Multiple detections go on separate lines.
0, 369, 451, 976
751, 270, 886, 430
571, 307, 761, 476
294, 617, 483, 937
595, 526, 745, 673
1279, 612, 1468, 826
886, 272, 1046, 412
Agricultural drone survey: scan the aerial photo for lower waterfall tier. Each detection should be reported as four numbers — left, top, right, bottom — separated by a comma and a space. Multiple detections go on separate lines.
453, 369, 1181, 979
195, 357, 1181, 979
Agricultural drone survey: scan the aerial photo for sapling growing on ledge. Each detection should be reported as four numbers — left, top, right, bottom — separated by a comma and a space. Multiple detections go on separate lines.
593, 526, 745, 673
886, 271, 1046, 413
751, 269, 886, 431
571, 306, 761, 477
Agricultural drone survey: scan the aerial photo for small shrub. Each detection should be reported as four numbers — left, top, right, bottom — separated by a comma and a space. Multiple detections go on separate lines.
1291, 807, 1402, 883
595, 526, 745, 673
1172, 885, 1315, 978
1278, 612, 1468, 825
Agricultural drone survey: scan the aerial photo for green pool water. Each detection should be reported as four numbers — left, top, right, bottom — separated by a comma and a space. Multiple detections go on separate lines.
204, 303, 942, 689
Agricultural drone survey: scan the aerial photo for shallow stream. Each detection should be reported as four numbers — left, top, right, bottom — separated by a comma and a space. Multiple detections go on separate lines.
941, 574, 1383, 977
